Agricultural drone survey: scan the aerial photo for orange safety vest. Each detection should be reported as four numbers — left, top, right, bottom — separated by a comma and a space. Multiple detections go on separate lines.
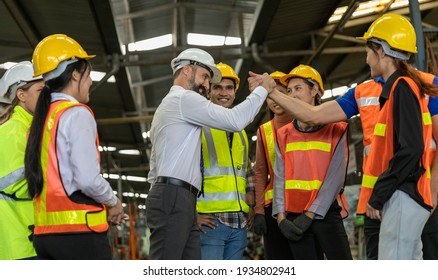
356, 72, 435, 214
259, 120, 276, 206
33, 100, 108, 235
361, 77, 433, 212
278, 122, 348, 213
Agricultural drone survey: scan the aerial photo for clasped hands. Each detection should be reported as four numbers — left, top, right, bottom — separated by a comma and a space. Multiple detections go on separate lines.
277, 212, 314, 242
247, 71, 276, 94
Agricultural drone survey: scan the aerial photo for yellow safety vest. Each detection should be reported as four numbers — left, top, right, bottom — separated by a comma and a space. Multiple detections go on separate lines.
0, 106, 36, 259
197, 128, 250, 213
259, 120, 276, 205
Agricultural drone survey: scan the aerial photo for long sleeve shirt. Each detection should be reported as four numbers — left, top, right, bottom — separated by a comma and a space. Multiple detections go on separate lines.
254, 114, 293, 215
52, 93, 117, 207
147, 85, 267, 189
272, 120, 348, 219
368, 71, 426, 210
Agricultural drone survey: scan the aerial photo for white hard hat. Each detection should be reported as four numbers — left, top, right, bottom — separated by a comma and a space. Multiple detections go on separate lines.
0, 61, 43, 104
170, 48, 222, 83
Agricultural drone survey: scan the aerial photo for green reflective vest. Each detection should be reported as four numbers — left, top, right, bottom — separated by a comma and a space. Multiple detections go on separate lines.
197, 128, 249, 213
0, 106, 36, 259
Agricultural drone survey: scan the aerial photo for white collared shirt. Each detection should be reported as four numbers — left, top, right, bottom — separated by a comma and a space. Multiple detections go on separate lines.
147, 85, 268, 189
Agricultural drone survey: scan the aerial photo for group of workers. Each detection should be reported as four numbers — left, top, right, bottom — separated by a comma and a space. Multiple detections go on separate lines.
1, 13, 438, 261
1, 34, 125, 260
145, 12, 438, 261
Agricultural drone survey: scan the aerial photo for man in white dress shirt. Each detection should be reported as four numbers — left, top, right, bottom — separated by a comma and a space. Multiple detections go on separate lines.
146, 48, 276, 259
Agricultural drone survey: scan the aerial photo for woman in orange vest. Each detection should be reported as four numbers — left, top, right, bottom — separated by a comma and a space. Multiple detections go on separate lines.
253, 71, 294, 260
24, 34, 125, 259
357, 14, 438, 259
273, 65, 352, 259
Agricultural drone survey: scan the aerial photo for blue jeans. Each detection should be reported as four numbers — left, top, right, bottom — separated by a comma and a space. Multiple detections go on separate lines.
200, 219, 247, 260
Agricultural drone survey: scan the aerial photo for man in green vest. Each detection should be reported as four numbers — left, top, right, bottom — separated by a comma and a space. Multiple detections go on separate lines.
196, 62, 255, 260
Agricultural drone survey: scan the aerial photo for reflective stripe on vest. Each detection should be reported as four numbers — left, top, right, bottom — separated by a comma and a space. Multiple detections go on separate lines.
34, 101, 108, 235
0, 168, 24, 192
357, 77, 433, 214
357, 96, 379, 107
197, 128, 249, 213
286, 141, 331, 153
285, 179, 322, 191
355, 81, 384, 149
260, 120, 276, 204
279, 122, 348, 213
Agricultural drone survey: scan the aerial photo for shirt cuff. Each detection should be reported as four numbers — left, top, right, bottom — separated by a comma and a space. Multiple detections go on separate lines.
105, 195, 117, 208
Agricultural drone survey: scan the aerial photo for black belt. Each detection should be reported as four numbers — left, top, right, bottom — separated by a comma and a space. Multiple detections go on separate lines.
156, 176, 199, 197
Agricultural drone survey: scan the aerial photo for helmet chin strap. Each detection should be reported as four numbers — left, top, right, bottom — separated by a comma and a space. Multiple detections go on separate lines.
43, 59, 78, 81
368, 38, 411, 61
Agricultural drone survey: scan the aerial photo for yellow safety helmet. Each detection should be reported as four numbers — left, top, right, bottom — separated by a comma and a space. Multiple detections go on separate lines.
269, 71, 286, 82
356, 13, 417, 54
280, 64, 324, 96
32, 34, 95, 77
216, 62, 240, 90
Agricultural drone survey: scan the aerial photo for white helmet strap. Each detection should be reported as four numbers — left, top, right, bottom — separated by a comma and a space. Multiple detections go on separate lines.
172, 60, 190, 74
7, 81, 27, 102
369, 38, 410, 61
43, 59, 78, 81
188, 60, 214, 78
172, 59, 214, 79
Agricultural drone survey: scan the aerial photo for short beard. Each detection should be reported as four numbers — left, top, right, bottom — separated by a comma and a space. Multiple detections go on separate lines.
187, 66, 208, 97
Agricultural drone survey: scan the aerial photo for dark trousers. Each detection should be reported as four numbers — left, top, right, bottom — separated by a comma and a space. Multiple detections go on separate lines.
286, 201, 352, 260
263, 204, 294, 260
422, 210, 438, 259
33, 232, 111, 260
363, 216, 379, 260
364, 208, 438, 259
146, 182, 200, 260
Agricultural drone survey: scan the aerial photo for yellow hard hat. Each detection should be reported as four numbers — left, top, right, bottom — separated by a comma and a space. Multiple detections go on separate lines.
356, 13, 417, 54
32, 34, 95, 77
280, 64, 324, 95
269, 71, 286, 82
216, 62, 240, 90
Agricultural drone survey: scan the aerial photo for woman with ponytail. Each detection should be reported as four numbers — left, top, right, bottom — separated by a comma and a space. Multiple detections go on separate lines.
357, 14, 438, 259
25, 34, 124, 260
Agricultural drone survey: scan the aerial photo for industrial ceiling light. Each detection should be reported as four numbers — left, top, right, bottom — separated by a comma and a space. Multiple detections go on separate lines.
328, 0, 427, 23
118, 149, 141, 155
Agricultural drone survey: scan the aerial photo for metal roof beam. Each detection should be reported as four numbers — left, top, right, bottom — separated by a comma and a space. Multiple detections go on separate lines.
265, 0, 436, 47
323, 0, 395, 80
132, 75, 173, 88
2, 0, 41, 47
307, 0, 360, 65
234, 0, 282, 97
89, 0, 145, 152
321, 0, 438, 32
121, 46, 366, 67
410, 0, 426, 71
115, 2, 255, 21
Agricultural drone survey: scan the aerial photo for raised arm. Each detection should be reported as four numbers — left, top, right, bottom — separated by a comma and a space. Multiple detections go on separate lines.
268, 88, 348, 125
